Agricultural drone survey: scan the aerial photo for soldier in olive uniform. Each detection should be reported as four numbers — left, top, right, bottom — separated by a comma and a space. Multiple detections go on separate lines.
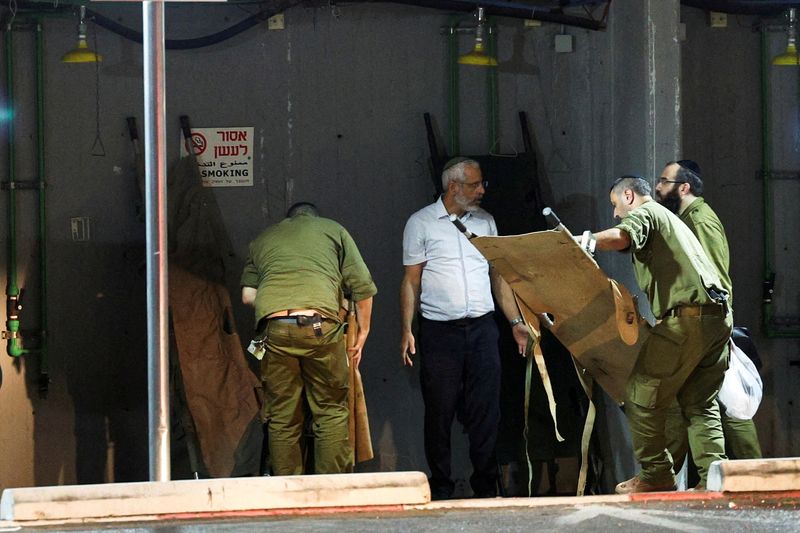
241, 202, 377, 475
587, 175, 732, 493
656, 160, 761, 475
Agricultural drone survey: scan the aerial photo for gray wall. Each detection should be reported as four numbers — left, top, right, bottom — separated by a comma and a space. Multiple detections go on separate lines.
1, 1, 798, 491
680, 7, 800, 459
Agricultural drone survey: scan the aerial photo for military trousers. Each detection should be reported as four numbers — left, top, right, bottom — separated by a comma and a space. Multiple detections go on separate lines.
625, 313, 731, 488
665, 398, 762, 479
261, 318, 353, 475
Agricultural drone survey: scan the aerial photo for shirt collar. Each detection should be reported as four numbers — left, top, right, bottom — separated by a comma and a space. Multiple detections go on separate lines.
680, 197, 704, 217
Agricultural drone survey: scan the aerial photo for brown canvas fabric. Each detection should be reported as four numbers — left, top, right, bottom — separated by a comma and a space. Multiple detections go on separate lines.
468, 228, 647, 402
170, 267, 261, 477
346, 302, 374, 463
166, 152, 261, 477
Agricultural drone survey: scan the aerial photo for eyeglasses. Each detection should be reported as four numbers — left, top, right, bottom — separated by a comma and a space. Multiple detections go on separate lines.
658, 178, 687, 185
457, 180, 489, 190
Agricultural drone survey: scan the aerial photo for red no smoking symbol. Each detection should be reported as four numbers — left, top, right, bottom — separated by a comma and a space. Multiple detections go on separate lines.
190, 132, 207, 155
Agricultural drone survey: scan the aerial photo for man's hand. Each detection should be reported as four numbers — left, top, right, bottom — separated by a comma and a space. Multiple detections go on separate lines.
511, 322, 530, 357
401, 331, 416, 367
347, 297, 373, 370
573, 230, 597, 254
347, 330, 369, 369
400, 264, 423, 367
241, 286, 257, 306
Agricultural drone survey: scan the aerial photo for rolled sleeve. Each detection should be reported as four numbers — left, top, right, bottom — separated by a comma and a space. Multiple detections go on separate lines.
340, 230, 378, 301
615, 208, 653, 252
240, 253, 260, 288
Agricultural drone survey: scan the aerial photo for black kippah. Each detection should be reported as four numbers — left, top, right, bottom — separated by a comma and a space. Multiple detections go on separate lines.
677, 159, 702, 178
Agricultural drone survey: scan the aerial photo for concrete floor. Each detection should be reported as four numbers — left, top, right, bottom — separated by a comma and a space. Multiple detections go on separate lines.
12, 494, 800, 532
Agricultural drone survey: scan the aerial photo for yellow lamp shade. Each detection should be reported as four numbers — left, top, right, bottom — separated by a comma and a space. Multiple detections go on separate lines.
458, 42, 498, 67
61, 39, 102, 63
773, 42, 800, 66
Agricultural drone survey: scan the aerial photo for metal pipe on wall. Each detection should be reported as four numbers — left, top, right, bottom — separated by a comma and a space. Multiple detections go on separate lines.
4, 26, 24, 359
447, 16, 459, 155
3, 22, 48, 389
445, 15, 501, 157
487, 21, 499, 152
143, 0, 170, 481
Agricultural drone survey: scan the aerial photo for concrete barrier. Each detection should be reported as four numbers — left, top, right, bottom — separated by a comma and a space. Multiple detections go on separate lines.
707, 458, 800, 492
0, 471, 430, 522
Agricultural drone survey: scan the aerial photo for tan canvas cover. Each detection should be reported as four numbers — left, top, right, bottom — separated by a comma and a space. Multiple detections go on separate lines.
469, 228, 647, 403
345, 300, 374, 463
167, 154, 261, 477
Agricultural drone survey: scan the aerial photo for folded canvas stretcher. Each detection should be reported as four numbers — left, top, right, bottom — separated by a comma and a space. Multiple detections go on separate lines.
454, 212, 647, 495
459, 219, 646, 403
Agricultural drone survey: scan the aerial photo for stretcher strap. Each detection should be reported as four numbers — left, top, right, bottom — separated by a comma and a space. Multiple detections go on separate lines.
571, 357, 595, 496
514, 293, 565, 496
524, 336, 534, 496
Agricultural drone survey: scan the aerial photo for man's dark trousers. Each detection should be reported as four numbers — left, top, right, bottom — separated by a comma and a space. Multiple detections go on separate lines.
419, 312, 501, 499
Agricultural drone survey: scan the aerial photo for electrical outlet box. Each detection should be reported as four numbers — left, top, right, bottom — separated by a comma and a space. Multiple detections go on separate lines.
524, 19, 541, 28
268, 14, 285, 30
70, 217, 91, 242
555, 34, 573, 53
709, 11, 727, 28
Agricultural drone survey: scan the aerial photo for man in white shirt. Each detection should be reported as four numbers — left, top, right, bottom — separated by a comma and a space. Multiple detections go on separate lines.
400, 157, 528, 499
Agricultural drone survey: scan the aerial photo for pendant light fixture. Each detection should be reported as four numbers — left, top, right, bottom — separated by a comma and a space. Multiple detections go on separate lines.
773, 8, 799, 66
458, 7, 498, 67
61, 6, 102, 64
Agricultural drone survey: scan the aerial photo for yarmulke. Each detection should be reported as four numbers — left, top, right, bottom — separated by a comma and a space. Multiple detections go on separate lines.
443, 156, 470, 170
677, 159, 702, 177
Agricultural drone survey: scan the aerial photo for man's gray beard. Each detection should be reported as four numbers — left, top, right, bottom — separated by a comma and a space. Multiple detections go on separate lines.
455, 193, 480, 212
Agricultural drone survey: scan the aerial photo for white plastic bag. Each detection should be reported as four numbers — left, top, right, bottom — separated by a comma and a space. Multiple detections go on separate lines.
717, 339, 763, 420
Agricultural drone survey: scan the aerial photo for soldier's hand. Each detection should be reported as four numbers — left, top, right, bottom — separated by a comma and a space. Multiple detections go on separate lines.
347, 343, 364, 369
573, 230, 597, 255
348, 329, 370, 369
401, 332, 416, 367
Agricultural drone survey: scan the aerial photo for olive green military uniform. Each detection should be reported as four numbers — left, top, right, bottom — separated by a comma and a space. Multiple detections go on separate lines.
241, 213, 377, 475
616, 200, 732, 488
665, 198, 761, 476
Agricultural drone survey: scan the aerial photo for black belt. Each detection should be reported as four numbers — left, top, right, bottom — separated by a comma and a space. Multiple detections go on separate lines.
421, 312, 493, 327
662, 304, 725, 319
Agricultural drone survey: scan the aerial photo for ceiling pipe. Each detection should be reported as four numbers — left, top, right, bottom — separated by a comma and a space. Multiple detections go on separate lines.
682, 0, 800, 16
386, 0, 605, 30
8, 0, 606, 45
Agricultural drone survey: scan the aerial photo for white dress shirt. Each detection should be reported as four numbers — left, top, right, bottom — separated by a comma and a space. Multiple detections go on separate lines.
403, 197, 497, 321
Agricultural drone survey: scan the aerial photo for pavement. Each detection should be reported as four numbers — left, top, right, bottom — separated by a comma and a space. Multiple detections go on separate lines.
1, 459, 799, 532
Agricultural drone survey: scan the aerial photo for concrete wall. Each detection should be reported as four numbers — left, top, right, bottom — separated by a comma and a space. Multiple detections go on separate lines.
1, 1, 797, 492
680, 7, 800, 459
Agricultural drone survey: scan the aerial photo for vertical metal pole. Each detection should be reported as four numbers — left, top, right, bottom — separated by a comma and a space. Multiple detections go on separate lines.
143, 0, 170, 481
486, 21, 499, 153
447, 16, 459, 156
